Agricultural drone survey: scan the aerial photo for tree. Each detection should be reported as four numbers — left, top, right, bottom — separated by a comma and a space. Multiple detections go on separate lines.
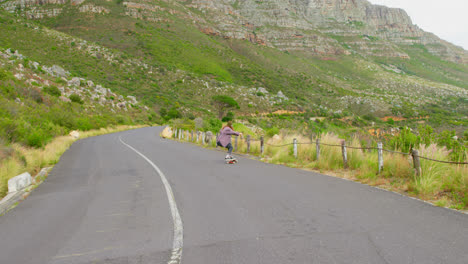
211, 95, 239, 119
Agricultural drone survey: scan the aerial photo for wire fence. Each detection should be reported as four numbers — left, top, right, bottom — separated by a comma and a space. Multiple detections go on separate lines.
172, 129, 468, 169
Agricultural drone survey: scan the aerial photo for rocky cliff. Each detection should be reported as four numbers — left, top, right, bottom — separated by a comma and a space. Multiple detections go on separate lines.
1, 0, 466, 63
182, 0, 466, 63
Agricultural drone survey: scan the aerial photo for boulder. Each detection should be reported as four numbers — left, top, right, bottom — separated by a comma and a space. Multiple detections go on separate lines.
127, 95, 137, 104
30, 61, 40, 70
8, 172, 32, 193
257, 87, 269, 94
70, 130, 80, 139
50, 65, 70, 78
117, 102, 126, 109
276, 91, 288, 100
95, 85, 107, 95
68, 77, 81, 87
205, 131, 214, 143
160, 127, 173, 138
14, 73, 24, 80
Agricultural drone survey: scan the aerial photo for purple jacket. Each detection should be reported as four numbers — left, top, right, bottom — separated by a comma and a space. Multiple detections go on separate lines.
217, 126, 240, 147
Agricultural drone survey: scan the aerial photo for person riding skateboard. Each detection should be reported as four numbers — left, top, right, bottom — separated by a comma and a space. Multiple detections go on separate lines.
216, 121, 242, 160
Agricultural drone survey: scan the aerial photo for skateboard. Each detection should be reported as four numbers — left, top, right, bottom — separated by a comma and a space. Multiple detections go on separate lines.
225, 158, 238, 164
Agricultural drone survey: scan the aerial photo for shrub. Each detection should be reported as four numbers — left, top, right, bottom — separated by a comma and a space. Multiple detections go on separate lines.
211, 95, 240, 119
167, 107, 181, 119
222, 111, 234, 122
26, 129, 49, 148
0, 68, 9, 80
43, 85, 61, 97
69, 94, 84, 104
204, 118, 222, 132
28, 88, 43, 103
266, 127, 279, 137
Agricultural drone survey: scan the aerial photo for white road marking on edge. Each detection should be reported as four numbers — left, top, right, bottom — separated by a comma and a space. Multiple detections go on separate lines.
119, 136, 183, 264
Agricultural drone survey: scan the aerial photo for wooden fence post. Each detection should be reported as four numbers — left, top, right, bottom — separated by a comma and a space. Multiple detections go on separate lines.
191, 131, 194, 142
174, 128, 177, 139
341, 140, 348, 169
260, 136, 264, 155
412, 149, 421, 176
234, 136, 238, 152
378, 142, 383, 174
246, 135, 251, 153
202, 132, 205, 145
293, 138, 298, 158
316, 138, 320, 161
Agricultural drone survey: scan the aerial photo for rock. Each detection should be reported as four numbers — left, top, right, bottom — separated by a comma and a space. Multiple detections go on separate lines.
127, 95, 137, 104
257, 87, 269, 94
160, 127, 173, 138
15, 98, 21, 104
86, 80, 94, 87
71, 0, 85, 5
69, 130, 80, 139
117, 102, 127, 109
276, 91, 288, 100
30, 61, 40, 70
95, 85, 107, 95
205, 131, 214, 143
79, 4, 110, 14
14, 73, 24, 80
68, 77, 81, 87
50, 65, 70, 78
8, 172, 32, 193
272, 134, 281, 141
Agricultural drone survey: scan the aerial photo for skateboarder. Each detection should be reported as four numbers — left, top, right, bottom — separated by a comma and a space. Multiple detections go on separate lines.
216, 121, 242, 161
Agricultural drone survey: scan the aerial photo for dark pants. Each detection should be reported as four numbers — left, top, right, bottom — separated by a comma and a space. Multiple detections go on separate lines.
217, 141, 233, 155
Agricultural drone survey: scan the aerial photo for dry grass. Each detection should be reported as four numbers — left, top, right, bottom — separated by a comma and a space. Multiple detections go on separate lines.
0, 125, 146, 198
173, 126, 468, 210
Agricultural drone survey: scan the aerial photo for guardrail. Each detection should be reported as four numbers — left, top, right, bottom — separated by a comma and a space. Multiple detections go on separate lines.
172, 128, 467, 176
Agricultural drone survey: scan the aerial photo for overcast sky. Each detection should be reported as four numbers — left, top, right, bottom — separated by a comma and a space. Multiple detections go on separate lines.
367, 0, 468, 50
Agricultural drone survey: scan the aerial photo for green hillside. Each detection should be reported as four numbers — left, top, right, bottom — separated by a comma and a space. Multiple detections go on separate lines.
1, 1, 467, 133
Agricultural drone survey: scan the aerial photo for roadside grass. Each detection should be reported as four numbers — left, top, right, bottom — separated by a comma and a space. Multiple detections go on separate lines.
0, 125, 146, 198
172, 126, 468, 210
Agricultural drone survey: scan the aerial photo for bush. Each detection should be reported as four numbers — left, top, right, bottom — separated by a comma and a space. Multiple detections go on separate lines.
26, 129, 49, 148
0, 68, 9, 80
27, 88, 43, 103
266, 127, 279, 137
222, 111, 234, 122
69, 94, 83, 104
204, 118, 222, 132
43, 85, 61, 97
167, 107, 181, 119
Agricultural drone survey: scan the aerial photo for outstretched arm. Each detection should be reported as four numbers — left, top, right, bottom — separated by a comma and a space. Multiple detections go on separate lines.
224, 127, 240, 136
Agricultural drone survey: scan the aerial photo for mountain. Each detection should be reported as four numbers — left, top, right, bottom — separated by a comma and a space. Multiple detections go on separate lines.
0, 0, 467, 131
185, 0, 467, 63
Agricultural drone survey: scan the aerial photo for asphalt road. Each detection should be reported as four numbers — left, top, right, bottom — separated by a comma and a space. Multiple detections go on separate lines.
0, 126, 467, 264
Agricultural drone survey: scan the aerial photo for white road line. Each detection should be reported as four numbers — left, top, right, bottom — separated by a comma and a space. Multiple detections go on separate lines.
119, 136, 183, 264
